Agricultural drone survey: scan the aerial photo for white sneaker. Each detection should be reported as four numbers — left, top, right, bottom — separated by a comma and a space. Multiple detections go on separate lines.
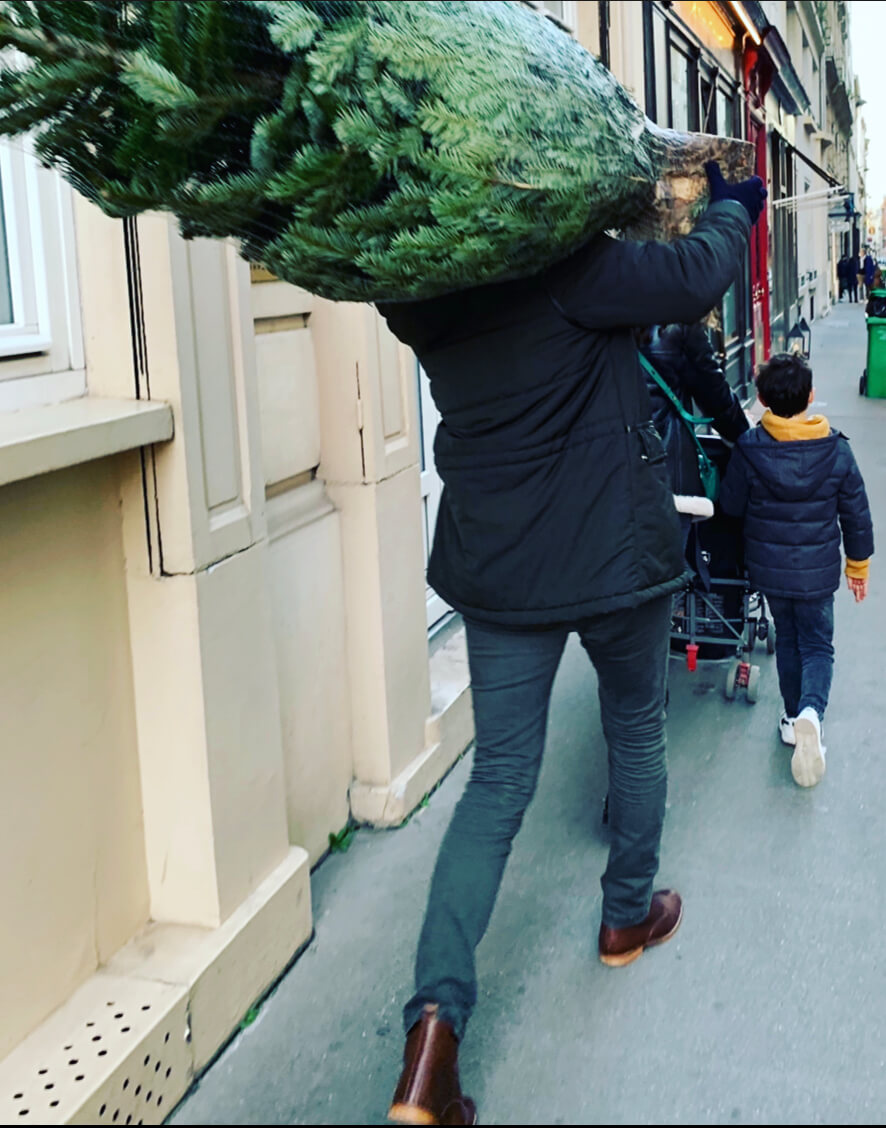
791, 707, 827, 788
779, 712, 796, 747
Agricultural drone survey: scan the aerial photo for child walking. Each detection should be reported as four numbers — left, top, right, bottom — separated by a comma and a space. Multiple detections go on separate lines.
720, 353, 874, 788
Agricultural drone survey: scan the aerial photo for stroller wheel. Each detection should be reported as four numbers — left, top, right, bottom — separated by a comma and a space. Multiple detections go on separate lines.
724, 659, 740, 700
766, 625, 776, 655
746, 665, 760, 704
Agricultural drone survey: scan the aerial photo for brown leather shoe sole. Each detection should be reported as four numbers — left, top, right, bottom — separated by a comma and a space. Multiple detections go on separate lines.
388, 1099, 478, 1125
388, 1104, 437, 1126
599, 900, 683, 967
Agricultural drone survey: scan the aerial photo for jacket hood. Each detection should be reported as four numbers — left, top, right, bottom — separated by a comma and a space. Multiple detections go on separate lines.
760, 410, 830, 441
737, 424, 841, 503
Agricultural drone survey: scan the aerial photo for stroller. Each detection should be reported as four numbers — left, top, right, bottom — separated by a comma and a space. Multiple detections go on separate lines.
670, 434, 774, 702
601, 434, 772, 825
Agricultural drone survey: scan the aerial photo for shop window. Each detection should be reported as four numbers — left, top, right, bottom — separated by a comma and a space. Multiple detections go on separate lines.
667, 28, 699, 133
716, 88, 736, 138
671, 0, 737, 74
722, 281, 739, 342
670, 45, 691, 131
768, 133, 798, 352
643, 4, 671, 126
641, 0, 750, 387
722, 246, 751, 351
700, 77, 715, 134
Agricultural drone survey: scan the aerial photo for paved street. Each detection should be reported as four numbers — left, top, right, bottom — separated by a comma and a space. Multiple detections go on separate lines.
171, 302, 886, 1126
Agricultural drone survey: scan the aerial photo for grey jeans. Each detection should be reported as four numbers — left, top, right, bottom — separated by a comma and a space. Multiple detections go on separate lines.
404, 594, 671, 1040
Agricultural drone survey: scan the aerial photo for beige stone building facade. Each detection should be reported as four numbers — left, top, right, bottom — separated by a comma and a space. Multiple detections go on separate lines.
0, 132, 480, 1120
0, 9, 575, 1112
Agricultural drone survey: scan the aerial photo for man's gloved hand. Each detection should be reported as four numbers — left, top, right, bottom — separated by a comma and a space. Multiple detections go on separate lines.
705, 161, 767, 224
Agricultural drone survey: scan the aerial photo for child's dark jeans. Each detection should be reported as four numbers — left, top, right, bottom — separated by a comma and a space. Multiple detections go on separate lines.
765, 595, 835, 721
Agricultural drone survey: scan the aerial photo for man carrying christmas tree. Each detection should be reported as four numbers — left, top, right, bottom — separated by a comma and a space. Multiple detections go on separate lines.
380, 163, 766, 1126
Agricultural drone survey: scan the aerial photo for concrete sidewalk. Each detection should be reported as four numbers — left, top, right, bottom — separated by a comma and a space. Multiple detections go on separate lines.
171, 303, 886, 1126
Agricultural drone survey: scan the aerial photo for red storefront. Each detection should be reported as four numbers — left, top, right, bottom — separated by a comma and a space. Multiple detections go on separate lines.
740, 6, 814, 360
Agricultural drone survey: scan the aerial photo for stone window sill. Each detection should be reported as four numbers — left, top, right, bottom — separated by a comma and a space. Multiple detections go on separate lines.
0, 396, 173, 489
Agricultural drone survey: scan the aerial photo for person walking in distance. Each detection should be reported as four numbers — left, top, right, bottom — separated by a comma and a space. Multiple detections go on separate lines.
837, 254, 850, 301
379, 163, 766, 1126
848, 251, 861, 302
863, 247, 876, 301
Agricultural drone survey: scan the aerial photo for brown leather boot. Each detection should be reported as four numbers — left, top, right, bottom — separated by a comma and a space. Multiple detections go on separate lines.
388, 1004, 477, 1125
598, 889, 683, 968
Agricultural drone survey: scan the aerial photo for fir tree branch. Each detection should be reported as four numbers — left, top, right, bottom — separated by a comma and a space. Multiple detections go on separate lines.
0, 12, 121, 65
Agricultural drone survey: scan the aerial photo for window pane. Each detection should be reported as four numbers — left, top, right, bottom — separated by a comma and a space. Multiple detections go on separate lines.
0, 175, 13, 325
700, 79, 714, 133
722, 281, 738, 340
717, 90, 734, 138
670, 49, 690, 131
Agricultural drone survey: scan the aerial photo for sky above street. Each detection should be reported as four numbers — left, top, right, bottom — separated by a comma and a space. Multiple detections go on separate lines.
849, 1, 885, 212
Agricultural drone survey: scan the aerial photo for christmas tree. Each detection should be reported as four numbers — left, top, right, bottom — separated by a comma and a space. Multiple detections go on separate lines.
0, 1, 750, 302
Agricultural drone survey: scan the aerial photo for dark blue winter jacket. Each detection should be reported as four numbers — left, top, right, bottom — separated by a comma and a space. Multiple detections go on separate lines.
719, 417, 874, 599
379, 201, 751, 625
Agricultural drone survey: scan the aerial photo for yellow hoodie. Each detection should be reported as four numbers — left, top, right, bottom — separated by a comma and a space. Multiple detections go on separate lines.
761, 409, 870, 581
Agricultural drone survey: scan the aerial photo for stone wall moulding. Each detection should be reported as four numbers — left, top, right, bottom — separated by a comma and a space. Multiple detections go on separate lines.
138, 217, 267, 575
312, 301, 419, 489
361, 309, 420, 484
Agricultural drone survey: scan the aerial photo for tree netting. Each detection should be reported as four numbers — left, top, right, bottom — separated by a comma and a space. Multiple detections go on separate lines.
0, 0, 754, 302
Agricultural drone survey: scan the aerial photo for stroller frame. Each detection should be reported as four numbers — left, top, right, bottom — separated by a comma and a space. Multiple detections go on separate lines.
670, 565, 775, 703
668, 429, 777, 703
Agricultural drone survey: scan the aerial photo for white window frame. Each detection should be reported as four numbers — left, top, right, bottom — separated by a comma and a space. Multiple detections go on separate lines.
524, 1, 578, 33
0, 137, 85, 411
0, 138, 51, 357
556, 1, 578, 31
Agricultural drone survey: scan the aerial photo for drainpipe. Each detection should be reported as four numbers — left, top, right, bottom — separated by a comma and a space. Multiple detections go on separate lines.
598, 0, 610, 69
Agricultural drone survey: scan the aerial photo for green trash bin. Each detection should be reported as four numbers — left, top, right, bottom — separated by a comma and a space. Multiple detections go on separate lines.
863, 289, 886, 397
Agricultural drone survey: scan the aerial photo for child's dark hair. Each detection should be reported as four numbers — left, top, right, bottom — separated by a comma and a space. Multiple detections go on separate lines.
755, 353, 813, 417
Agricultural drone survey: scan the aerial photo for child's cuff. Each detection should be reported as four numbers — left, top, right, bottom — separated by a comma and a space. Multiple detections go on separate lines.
845, 558, 870, 580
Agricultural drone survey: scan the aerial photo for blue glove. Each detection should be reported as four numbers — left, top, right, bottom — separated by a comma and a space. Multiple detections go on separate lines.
705, 161, 767, 225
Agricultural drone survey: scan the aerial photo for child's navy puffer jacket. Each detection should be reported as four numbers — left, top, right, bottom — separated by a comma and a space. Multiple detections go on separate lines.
719, 423, 874, 599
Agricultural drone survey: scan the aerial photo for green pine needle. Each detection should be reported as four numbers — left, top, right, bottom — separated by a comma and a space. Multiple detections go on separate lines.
120, 51, 199, 110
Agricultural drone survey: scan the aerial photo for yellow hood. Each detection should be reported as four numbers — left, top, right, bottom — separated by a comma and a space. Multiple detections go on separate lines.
760, 410, 830, 441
